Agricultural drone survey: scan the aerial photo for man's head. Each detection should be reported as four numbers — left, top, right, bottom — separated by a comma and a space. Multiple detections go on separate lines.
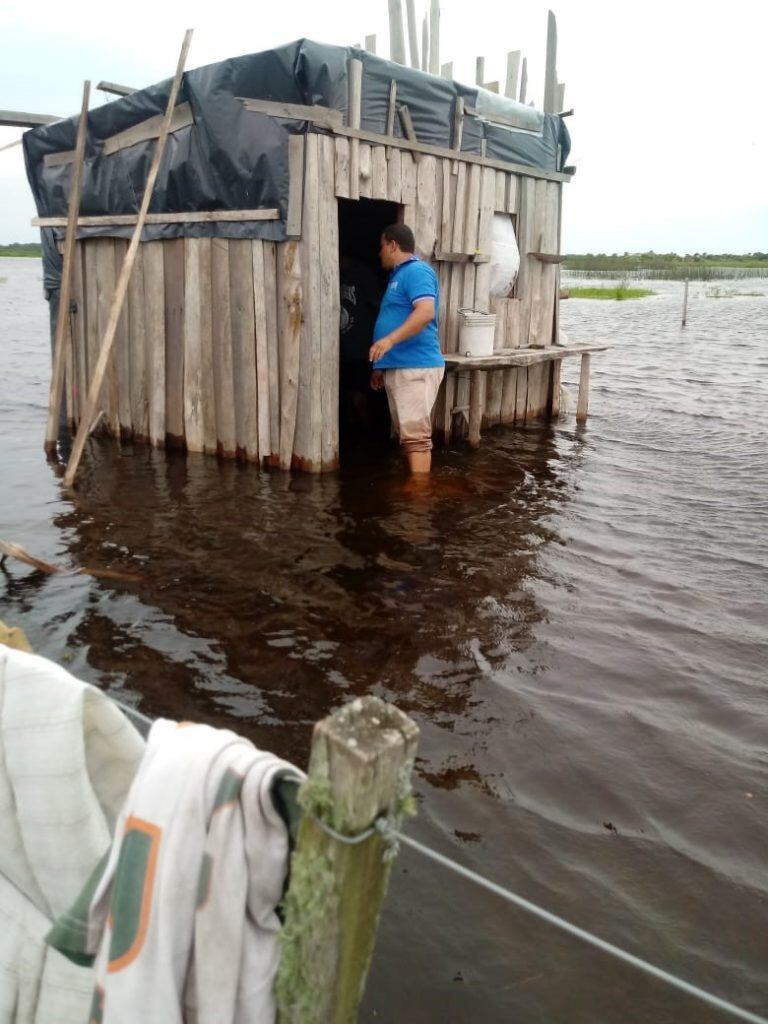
379, 223, 415, 270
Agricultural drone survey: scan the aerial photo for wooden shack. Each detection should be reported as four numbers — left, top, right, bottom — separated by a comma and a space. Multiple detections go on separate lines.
23, 24, 601, 474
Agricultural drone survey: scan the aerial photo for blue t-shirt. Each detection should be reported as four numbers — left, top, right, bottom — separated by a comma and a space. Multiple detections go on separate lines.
372, 257, 444, 370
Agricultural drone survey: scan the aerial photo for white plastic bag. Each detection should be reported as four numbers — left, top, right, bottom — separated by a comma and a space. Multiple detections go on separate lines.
489, 214, 521, 298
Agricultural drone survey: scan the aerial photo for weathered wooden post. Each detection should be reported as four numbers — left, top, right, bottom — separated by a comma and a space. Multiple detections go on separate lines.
576, 353, 591, 424
276, 696, 419, 1023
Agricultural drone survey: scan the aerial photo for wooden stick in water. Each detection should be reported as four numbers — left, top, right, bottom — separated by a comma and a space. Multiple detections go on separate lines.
63, 30, 193, 488
0, 540, 142, 583
44, 81, 91, 455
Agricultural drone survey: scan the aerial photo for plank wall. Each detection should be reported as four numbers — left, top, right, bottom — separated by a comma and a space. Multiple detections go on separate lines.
65, 136, 561, 471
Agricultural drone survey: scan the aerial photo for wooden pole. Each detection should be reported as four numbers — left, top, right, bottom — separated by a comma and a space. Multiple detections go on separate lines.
429, 0, 440, 74
364, 34, 377, 54
421, 15, 429, 72
682, 279, 689, 327
475, 56, 485, 87
468, 370, 486, 446
543, 10, 558, 114
519, 57, 528, 103
505, 51, 521, 98
275, 696, 419, 1023
63, 30, 193, 487
576, 352, 590, 424
405, 0, 420, 68
441, 61, 453, 80
44, 81, 91, 455
347, 58, 363, 201
388, 0, 406, 64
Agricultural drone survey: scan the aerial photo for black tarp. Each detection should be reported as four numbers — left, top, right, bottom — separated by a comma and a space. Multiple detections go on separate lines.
24, 38, 571, 280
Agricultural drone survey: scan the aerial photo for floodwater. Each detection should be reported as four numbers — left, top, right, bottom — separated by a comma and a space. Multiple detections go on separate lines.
1, 257, 767, 1022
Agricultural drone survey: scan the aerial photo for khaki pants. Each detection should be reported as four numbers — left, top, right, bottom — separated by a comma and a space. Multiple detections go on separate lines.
384, 367, 445, 453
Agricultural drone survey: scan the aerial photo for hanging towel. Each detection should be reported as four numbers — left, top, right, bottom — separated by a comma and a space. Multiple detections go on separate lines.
0, 644, 146, 1024
57, 718, 304, 1024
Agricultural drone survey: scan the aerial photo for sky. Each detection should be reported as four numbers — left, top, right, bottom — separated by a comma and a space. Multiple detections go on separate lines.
1, 0, 766, 253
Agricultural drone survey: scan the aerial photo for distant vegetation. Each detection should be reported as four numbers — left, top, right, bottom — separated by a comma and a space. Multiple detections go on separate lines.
0, 243, 42, 258
563, 252, 768, 281
569, 285, 654, 300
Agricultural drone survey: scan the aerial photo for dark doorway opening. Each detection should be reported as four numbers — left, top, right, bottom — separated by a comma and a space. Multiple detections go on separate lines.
337, 198, 400, 460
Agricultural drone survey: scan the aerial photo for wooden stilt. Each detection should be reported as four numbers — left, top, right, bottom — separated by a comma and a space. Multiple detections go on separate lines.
576, 353, 591, 424
468, 369, 485, 447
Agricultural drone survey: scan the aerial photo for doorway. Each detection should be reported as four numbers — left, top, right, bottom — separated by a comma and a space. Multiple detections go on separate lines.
337, 198, 401, 459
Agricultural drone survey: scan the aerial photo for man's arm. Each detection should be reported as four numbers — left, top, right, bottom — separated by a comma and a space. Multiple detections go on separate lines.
369, 298, 435, 362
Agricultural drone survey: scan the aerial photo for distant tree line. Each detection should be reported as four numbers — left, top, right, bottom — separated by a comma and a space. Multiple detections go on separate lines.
0, 242, 43, 257
564, 252, 768, 270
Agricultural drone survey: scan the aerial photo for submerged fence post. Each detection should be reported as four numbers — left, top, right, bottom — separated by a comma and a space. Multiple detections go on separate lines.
276, 696, 419, 1023
682, 279, 689, 327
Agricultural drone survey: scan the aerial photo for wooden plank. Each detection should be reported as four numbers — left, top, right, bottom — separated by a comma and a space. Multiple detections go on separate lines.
277, 241, 302, 469
211, 239, 236, 458
398, 104, 418, 145
445, 263, 463, 354
475, 57, 485, 86
163, 238, 185, 446
44, 81, 90, 452
516, 176, 536, 346
505, 51, 521, 99
240, 98, 342, 132
543, 11, 558, 114
525, 364, 545, 420
334, 137, 351, 199
34, 209, 280, 228
507, 297, 522, 348
229, 239, 259, 460
514, 365, 527, 422
550, 358, 561, 419
452, 97, 464, 152
295, 133, 322, 471
388, 0, 406, 64
102, 102, 193, 157
287, 135, 305, 239
347, 58, 363, 202
365, 34, 377, 54
451, 161, 467, 252
463, 163, 482, 256
441, 62, 453, 80
500, 367, 517, 423
263, 241, 281, 464
72, 242, 88, 426
183, 237, 204, 453
251, 240, 271, 464
556, 82, 566, 112
468, 369, 485, 446
198, 239, 216, 454
387, 147, 402, 202
126, 241, 148, 441
454, 369, 470, 440
519, 57, 528, 104
83, 243, 101, 417
406, 0, 420, 68
386, 80, 398, 137
577, 353, 591, 424
359, 143, 373, 198
143, 240, 165, 447
0, 110, 59, 128
439, 158, 455, 253
534, 181, 560, 348
422, 14, 429, 72
415, 155, 438, 261
494, 171, 507, 212
474, 166, 496, 311
93, 238, 120, 436
113, 239, 132, 440
484, 370, 503, 427
444, 343, 608, 368
508, 174, 519, 214
436, 372, 455, 445
96, 81, 136, 98
401, 151, 417, 227
429, 0, 440, 74
372, 145, 388, 199
319, 136, 340, 471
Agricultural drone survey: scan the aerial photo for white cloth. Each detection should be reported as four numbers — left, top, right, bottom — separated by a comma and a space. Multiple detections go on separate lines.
85, 719, 303, 1024
0, 645, 146, 1024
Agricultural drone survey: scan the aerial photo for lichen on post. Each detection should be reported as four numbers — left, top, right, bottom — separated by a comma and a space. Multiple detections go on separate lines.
276, 696, 419, 1023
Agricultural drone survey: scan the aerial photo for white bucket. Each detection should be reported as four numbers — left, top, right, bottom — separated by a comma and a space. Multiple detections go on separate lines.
458, 308, 496, 357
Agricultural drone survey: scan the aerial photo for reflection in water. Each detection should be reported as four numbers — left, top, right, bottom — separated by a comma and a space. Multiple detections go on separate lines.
2, 260, 768, 1022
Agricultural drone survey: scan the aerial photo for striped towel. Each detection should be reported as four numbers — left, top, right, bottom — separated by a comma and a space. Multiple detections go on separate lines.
0, 645, 145, 1023
50, 719, 303, 1024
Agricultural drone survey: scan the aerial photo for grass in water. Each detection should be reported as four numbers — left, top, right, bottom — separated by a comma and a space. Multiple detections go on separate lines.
569, 285, 654, 300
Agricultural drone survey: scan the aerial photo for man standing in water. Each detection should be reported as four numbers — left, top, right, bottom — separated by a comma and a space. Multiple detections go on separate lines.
369, 224, 444, 475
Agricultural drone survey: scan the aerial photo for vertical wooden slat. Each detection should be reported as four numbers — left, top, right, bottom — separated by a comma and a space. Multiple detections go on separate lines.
252, 240, 271, 463
463, 163, 482, 256
500, 366, 518, 424
112, 238, 132, 440
577, 353, 591, 424
263, 241, 281, 464
386, 80, 398, 137
359, 143, 372, 198
347, 58, 363, 201
494, 171, 506, 212
63, 307, 74, 429
508, 174, 519, 215
277, 240, 302, 470
514, 365, 528, 422
388, 0, 406, 64
83, 242, 101, 421
550, 358, 562, 419
528, 178, 548, 347
334, 137, 350, 199
519, 57, 528, 103
143, 241, 166, 448
415, 154, 438, 261
163, 238, 185, 446
446, 264, 463, 354
199, 238, 216, 454
536, 181, 560, 348
505, 51, 521, 99
485, 371, 503, 427
319, 135, 340, 471
211, 238, 236, 457
405, 0, 419, 68
429, 0, 440, 74
71, 242, 88, 427
228, 239, 259, 461
387, 148, 402, 203
441, 62, 453, 79
287, 135, 305, 239
474, 166, 496, 312
371, 146, 388, 199
451, 162, 467, 252
183, 237, 204, 453
543, 11, 558, 114
516, 176, 536, 346
93, 238, 120, 436
401, 151, 417, 226
295, 133, 322, 471
127, 240, 148, 441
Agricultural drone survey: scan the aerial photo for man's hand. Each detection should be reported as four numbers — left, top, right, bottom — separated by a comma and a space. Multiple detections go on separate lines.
369, 336, 395, 363
370, 369, 385, 391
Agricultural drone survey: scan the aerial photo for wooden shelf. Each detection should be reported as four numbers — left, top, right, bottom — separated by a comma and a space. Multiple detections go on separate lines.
528, 252, 565, 264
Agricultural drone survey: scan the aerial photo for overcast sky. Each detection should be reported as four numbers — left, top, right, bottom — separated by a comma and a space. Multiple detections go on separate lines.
2, 0, 766, 252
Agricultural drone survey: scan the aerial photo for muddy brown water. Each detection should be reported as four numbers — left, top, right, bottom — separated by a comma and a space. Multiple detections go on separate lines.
1, 258, 767, 1022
